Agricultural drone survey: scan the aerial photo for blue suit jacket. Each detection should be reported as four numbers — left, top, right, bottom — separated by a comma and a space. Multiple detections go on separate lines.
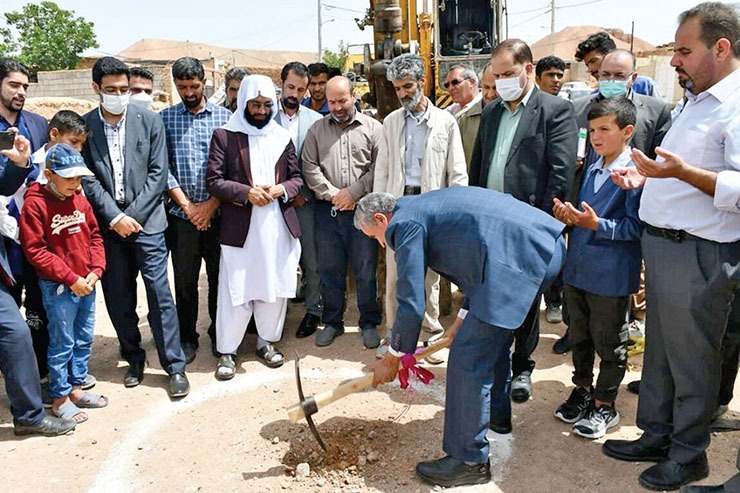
81, 108, 169, 234
22, 111, 48, 153
386, 187, 565, 354
0, 110, 48, 170
0, 163, 31, 282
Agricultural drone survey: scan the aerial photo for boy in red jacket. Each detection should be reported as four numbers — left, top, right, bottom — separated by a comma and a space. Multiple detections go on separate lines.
20, 144, 107, 424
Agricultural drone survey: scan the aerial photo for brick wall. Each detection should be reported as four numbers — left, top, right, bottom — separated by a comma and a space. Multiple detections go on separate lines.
27, 69, 96, 101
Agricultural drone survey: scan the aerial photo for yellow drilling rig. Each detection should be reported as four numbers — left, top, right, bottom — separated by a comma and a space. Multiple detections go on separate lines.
355, 0, 504, 118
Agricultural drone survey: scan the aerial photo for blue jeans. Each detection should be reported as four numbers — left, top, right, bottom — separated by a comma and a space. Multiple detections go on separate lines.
39, 280, 96, 399
314, 202, 381, 330
444, 313, 515, 463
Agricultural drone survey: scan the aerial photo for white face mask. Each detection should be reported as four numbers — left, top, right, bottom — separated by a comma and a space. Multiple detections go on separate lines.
129, 92, 152, 109
101, 93, 130, 115
496, 71, 525, 102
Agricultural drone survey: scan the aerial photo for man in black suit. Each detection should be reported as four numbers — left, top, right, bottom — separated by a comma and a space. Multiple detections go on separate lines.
81, 57, 189, 398
469, 38, 577, 403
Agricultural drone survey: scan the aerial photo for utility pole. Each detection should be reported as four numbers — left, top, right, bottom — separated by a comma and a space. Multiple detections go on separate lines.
317, 0, 323, 62
551, 0, 556, 55
495, 0, 504, 46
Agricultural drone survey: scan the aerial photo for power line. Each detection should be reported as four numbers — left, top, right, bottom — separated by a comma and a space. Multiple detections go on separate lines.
508, 3, 550, 15
322, 4, 365, 14
510, 9, 551, 29
557, 0, 606, 9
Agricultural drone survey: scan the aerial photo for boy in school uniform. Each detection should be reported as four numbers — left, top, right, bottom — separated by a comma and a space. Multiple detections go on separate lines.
552, 97, 643, 438
20, 144, 108, 424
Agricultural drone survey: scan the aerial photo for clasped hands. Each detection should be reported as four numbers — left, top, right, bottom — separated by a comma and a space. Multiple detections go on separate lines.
182, 197, 220, 231
248, 184, 285, 207
70, 272, 99, 297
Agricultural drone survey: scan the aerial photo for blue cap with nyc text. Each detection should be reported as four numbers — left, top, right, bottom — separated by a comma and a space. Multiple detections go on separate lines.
46, 143, 94, 178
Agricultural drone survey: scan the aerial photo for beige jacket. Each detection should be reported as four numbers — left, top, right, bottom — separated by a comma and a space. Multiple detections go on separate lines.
373, 100, 468, 196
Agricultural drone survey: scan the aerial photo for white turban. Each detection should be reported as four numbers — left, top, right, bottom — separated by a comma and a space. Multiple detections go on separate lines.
222, 74, 282, 137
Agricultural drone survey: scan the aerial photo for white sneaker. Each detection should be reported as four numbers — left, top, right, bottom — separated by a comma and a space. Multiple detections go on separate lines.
572, 405, 620, 439
628, 319, 645, 339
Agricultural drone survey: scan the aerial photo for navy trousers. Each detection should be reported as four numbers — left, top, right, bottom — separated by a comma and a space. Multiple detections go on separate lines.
101, 231, 186, 375
443, 237, 565, 463
0, 283, 45, 426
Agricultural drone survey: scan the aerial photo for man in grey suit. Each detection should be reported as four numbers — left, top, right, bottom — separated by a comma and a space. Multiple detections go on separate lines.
274, 62, 324, 339
81, 57, 189, 398
469, 39, 577, 402
358, 188, 565, 487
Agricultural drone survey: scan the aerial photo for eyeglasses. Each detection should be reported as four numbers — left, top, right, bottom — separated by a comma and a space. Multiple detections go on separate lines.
247, 101, 274, 111
599, 72, 635, 82
443, 77, 470, 89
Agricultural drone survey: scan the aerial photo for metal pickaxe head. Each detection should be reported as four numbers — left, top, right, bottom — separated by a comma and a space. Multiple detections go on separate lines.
293, 351, 327, 451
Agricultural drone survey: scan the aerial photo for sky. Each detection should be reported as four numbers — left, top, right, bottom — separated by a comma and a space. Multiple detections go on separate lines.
1, 0, 708, 58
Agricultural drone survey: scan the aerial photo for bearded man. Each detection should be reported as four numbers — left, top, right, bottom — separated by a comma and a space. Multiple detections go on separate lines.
206, 75, 303, 378
273, 62, 324, 339
372, 53, 468, 357
301, 76, 383, 349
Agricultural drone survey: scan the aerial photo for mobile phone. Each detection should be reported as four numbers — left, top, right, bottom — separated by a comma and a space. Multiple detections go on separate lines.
0, 130, 14, 151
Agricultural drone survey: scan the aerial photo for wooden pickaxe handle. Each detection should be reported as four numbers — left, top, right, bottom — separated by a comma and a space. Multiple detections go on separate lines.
287, 336, 451, 423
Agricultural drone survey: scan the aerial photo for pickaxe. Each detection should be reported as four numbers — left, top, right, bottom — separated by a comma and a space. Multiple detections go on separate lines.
287, 337, 452, 450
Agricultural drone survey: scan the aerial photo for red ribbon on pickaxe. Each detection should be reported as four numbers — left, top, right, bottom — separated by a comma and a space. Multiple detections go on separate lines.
398, 352, 436, 389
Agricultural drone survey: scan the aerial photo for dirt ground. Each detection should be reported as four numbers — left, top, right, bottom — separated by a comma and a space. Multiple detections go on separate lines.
1, 268, 738, 493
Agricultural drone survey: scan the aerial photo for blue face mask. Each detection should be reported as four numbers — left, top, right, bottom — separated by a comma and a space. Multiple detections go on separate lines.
598, 79, 629, 99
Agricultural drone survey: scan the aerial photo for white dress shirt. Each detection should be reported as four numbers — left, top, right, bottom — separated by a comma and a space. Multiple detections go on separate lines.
639, 68, 740, 242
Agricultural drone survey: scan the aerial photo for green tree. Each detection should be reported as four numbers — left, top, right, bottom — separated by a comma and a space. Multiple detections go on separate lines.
4, 1, 98, 71
322, 41, 349, 72
0, 25, 16, 57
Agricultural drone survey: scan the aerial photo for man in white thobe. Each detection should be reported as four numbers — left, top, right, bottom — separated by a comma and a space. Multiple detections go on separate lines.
206, 75, 304, 379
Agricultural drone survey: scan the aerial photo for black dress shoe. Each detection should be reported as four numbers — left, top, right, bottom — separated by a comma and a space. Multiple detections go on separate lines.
182, 342, 197, 364
296, 313, 320, 339
168, 372, 190, 398
639, 457, 709, 491
627, 380, 641, 395
681, 474, 740, 492
416, 456, 491, 487
511, 371, 532, 402
124, 361, 145, 388
681, 485, 727, 492
14, 415, 76, 436
490, 418, 513, 434
552, 333, 571, 354
603, 436, 670, 462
